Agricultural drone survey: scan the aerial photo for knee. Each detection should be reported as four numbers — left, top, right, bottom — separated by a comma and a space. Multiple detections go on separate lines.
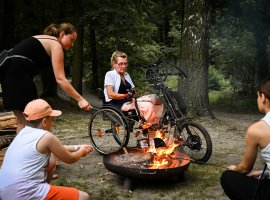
220, 170, 237, 191
78, 191, 90, 200
220, 170, 230, 185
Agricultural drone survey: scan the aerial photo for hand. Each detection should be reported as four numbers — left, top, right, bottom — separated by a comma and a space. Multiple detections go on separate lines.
78, 144, 93, 157
248, 170, 262, 178
125, 89, 135, 101
227, 165, 236, 170
78, 98, 92, 110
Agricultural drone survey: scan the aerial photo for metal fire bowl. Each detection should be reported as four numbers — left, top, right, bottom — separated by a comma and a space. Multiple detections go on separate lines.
103, 147, 190, 180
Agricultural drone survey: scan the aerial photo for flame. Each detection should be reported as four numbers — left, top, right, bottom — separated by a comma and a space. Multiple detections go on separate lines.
147, 138, 184, 169
155, 130, 165, 140
156, 142, 179, 156
148, 145, 157, 154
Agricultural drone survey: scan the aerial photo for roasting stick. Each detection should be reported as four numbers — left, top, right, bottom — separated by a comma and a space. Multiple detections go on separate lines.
175, 156, 228, 169
123, 147, 128, 154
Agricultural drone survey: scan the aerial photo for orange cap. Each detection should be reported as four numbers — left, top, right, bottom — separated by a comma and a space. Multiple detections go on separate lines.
23, 99, 62, 121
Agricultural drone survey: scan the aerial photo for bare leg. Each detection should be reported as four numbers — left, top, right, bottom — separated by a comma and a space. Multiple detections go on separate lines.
78, 191, 90, 200
13, 110, 26, 134
46, 154, 57, 183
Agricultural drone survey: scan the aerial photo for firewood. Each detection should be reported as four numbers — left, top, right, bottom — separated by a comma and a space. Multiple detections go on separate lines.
0, 135, 15, 149
0, 148, 7, 167
0, 112, 17, 129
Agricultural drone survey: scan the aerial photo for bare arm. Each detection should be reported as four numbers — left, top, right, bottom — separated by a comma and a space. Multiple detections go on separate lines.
50, 44, 91, 110
228, 125, 259, 173
106, 85, 127, 100
38, 132, 92, 164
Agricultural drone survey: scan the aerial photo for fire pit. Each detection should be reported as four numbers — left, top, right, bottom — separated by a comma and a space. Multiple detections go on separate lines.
103, 146, 190, 190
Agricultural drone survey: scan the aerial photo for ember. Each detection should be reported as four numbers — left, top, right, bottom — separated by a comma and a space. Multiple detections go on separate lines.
111, 151, 151, 168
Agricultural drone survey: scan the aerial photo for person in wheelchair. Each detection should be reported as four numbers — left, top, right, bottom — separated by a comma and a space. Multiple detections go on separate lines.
104, 51, 163, 128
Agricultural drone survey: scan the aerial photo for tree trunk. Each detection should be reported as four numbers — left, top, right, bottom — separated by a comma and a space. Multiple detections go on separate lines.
254, 31, 269, 82
178, 0, 213, 117
0, 0, 15, 50
71, 0, 84, 95
90, 21, 99, 89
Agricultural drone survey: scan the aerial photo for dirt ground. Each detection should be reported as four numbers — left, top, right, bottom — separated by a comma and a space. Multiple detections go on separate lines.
44, 97, 265, 200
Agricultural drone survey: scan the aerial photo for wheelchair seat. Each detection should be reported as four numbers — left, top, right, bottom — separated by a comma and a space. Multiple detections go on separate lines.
95, 88, 139, 132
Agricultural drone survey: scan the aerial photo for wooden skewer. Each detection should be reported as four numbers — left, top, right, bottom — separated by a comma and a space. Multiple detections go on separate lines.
123, 147, 128, 154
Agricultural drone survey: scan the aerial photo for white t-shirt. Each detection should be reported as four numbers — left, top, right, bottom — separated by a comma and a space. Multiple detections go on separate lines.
0, 126, 50, 200
260, 112, 270, 169
104, 69, 135, 102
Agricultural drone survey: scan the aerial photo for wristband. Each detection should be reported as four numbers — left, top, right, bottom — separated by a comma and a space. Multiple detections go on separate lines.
124, 93, 128, 99
74, 145, 78, 151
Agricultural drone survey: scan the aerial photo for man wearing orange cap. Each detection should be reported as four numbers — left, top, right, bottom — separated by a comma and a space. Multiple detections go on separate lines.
0, 99, 92, 200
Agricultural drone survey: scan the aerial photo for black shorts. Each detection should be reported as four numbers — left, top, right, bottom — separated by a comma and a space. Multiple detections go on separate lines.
0, 58, 38, 111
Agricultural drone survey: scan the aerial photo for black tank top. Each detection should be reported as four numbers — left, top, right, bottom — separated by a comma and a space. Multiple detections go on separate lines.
9, 37, 53, 73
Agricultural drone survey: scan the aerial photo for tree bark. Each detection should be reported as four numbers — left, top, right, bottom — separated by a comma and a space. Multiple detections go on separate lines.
90, 20, 99, 89
253, 26, 269, 82
0, 0, 15, 50
178, 0, 213, 117
71, 0, 84, 95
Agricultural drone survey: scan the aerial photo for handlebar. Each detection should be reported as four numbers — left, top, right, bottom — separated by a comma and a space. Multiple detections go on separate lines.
148, 60, 187, 80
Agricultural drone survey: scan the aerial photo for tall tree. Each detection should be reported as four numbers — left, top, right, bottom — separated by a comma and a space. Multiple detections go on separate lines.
179, 0, 213, 116
247, 0, 270, 81
0, 0, 15, 50
71, 0, 84, 95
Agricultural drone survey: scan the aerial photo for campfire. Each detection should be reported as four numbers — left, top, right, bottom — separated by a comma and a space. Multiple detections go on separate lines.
107, 130, 190, 170
103, 129, 190, 185
146, 129, 189, 169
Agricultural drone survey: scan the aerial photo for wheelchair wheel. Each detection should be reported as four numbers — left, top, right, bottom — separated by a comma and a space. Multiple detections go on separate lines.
89, 107, 130, 155
174, 121, 212, 163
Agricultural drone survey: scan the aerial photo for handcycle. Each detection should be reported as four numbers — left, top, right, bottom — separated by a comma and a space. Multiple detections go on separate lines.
88, 61, 212, 163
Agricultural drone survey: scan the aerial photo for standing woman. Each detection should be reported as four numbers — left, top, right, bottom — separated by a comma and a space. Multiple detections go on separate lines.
220, 77, 270, 199
0, 23, 91, 133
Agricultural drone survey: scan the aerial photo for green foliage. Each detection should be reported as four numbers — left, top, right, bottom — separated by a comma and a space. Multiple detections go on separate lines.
210, 17, 258, 96
209, 90, 258, 112
208, 65, 230, 91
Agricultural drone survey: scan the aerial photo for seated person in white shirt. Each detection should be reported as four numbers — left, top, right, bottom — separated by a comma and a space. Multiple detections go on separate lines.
104, 51, 163, 125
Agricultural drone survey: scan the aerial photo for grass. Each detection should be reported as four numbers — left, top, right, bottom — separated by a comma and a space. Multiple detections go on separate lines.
209, 90, 258, 113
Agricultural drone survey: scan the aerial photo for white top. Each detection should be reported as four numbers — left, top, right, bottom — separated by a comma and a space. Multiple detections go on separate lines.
260, 112, 270, 169
0, 126, 50, 200
104, 69, 135, 102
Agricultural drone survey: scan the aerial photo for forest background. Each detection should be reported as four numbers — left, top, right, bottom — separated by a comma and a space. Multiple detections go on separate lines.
1, 0, 270, 116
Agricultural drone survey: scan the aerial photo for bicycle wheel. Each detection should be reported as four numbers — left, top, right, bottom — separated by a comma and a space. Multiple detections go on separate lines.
89, 107, 130, 155
175, 121, 212, 163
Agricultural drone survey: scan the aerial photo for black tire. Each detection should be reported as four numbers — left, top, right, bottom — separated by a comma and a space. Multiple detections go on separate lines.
88, 106, 130, 155
167, 90, 187, 116
174, 121, 212, 163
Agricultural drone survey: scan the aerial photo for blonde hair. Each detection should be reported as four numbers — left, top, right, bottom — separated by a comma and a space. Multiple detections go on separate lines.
110, 51, 127, 66
43, 23, 77, 37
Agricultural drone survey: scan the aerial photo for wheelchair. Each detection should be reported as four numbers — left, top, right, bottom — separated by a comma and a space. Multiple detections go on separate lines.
89, 61, 212, 163
89, 88, 154, 155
